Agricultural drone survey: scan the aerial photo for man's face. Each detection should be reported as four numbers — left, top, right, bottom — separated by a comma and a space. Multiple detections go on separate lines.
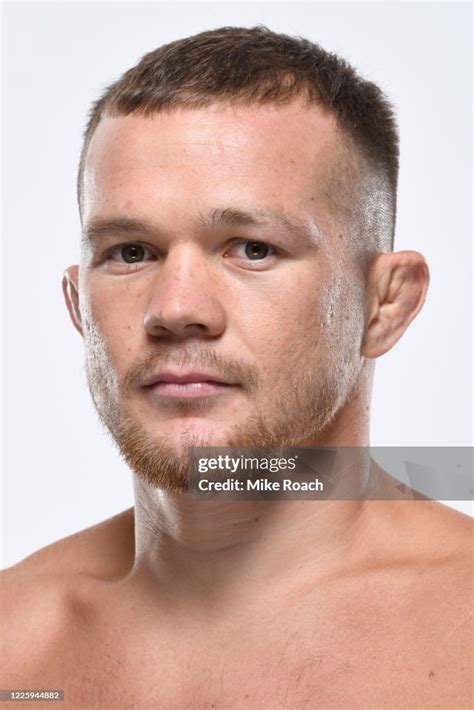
75, 100, 366, 490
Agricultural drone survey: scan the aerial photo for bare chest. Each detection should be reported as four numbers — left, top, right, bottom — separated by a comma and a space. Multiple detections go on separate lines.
54, 613, 469, 710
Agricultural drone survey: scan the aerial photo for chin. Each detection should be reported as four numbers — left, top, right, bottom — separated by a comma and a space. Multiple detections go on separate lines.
147, 417, 235, 448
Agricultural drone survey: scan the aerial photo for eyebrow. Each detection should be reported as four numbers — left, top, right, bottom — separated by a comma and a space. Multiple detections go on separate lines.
82, 217, 160, 244
82, 206, 321, 248
200, 207, 320, 247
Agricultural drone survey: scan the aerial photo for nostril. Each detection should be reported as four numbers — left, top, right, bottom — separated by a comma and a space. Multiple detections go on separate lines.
143, 288, 226, 338
144, 312, 209, 338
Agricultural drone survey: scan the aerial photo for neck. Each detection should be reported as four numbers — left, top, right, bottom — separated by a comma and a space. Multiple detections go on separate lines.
128, 370, 373, 609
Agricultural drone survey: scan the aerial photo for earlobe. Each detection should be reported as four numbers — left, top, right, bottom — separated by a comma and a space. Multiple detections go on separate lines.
62, 265, 83, 337
361, 251, 430, 359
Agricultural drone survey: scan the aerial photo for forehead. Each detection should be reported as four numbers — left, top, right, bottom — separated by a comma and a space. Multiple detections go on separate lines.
82, 101, 343, 227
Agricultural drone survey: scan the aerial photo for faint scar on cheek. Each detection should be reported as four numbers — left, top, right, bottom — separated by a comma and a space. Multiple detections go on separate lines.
306, 217, 323, 246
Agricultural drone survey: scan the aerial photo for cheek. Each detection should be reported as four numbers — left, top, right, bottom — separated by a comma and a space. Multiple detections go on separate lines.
236, 273, 326, 367
81, 277, 143, 371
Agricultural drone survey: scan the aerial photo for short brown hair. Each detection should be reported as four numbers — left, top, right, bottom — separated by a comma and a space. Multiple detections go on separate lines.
78, 26, 399, 253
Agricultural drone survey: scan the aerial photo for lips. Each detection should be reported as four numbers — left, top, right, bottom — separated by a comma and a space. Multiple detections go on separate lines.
142, 370, 238, 399
143, 371, 235, 387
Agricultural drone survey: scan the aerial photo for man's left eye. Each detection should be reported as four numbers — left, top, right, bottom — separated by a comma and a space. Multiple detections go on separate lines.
231, 241, 275, 261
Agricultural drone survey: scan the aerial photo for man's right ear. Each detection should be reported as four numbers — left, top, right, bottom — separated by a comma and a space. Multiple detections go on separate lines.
62, 265, 83, 337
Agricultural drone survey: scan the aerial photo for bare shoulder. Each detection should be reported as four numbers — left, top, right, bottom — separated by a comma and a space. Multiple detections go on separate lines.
361, 499, 473, 625
397, 499, 472, 561
367, 496, 472, 557
364, 499, 473, 630
0, 508, 134, 681
1, 506, 134, 585
341, 501, 473, 707
405, 501, 473, 606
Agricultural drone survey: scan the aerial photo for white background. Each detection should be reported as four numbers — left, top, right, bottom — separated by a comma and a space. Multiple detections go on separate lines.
2, 1, 472, 568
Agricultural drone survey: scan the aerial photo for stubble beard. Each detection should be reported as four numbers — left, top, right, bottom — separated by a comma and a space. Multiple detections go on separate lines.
83, 276, 364, 493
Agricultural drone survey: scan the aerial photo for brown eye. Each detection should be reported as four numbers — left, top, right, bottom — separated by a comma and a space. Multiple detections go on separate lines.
244, 242, 270, 260
120, 244, 145, 263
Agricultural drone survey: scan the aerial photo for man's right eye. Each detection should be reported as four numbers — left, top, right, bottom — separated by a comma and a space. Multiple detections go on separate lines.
108, 243, 155, 265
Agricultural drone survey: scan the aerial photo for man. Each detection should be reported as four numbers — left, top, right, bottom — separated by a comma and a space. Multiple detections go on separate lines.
2, 26, 472, 709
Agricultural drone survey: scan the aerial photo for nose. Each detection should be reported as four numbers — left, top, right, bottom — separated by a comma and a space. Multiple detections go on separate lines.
143, 245, 227, 340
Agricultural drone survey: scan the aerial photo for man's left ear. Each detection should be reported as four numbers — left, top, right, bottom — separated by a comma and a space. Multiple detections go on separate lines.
361, 250, 430, 359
